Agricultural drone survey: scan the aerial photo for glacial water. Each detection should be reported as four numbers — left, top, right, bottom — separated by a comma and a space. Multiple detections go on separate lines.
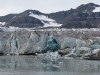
0, 56, 100, 75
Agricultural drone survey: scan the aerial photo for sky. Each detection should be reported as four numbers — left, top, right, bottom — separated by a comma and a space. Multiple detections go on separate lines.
0, 0, 100, 16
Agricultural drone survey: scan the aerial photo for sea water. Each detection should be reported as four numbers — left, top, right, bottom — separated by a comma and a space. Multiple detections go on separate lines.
0, 56, 99, 75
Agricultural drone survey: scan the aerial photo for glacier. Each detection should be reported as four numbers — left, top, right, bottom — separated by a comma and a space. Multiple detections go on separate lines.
0, 27, 100, 59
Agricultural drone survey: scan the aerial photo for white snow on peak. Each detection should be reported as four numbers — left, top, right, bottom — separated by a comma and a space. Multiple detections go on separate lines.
29, 13, 54, 21
93, 7, 100, 12
0, 22, 6, 26
29, 13, 62, 27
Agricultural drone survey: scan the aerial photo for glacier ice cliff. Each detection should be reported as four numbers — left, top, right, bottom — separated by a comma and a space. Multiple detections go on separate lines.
42, 37, 60, 53
0, 28, 100, 59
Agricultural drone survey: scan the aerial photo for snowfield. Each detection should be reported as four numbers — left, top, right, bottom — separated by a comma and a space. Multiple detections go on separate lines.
93, 7, 100, 12
0, 22, 6, 26
29, 13, 62, 27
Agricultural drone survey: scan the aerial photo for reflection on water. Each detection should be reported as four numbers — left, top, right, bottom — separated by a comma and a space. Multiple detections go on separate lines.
0, 56, 100, 75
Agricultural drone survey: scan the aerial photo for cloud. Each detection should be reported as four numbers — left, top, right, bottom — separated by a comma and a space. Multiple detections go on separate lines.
0, 0, 100, 16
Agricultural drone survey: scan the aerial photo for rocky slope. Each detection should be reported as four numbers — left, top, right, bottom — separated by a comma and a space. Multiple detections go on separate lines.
0, 3, 100, 28
48, 3, 100, 28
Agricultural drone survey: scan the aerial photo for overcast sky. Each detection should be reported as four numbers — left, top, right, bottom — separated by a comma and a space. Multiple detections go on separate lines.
0, 0, 100, 16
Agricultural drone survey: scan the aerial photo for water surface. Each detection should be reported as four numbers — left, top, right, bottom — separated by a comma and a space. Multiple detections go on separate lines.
0, 56, 100, 75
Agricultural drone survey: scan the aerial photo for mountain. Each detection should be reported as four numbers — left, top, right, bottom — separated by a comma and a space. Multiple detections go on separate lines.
0, 10, 45, 28
48, 3, 100, 28
0, 3, 100, 28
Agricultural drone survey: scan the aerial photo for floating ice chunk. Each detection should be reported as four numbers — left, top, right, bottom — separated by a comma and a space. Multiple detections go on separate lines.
50, 52, 59, 57
44, 51, 60, 59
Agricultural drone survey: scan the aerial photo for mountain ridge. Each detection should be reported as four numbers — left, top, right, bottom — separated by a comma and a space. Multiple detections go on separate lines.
0, 3, 100, 28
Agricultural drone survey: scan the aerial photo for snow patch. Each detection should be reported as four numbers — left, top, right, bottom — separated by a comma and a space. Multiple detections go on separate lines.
0, 22, 6, 26
41, 20, 62, 27
29, 11, 32, 14
95, 37, 100, 39
29, 13, 54, 21
29, 13, 62, 27
7, 26, 20, 31
83, 10, 87, 13
93, 7, 100, 12
11, 16, 16, 20
49, 52, 60, 58
0, 26, 20, 32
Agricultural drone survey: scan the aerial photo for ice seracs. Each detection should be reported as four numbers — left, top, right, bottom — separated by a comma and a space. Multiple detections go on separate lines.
29, 13, 62, 27
0, 27, 100, 60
